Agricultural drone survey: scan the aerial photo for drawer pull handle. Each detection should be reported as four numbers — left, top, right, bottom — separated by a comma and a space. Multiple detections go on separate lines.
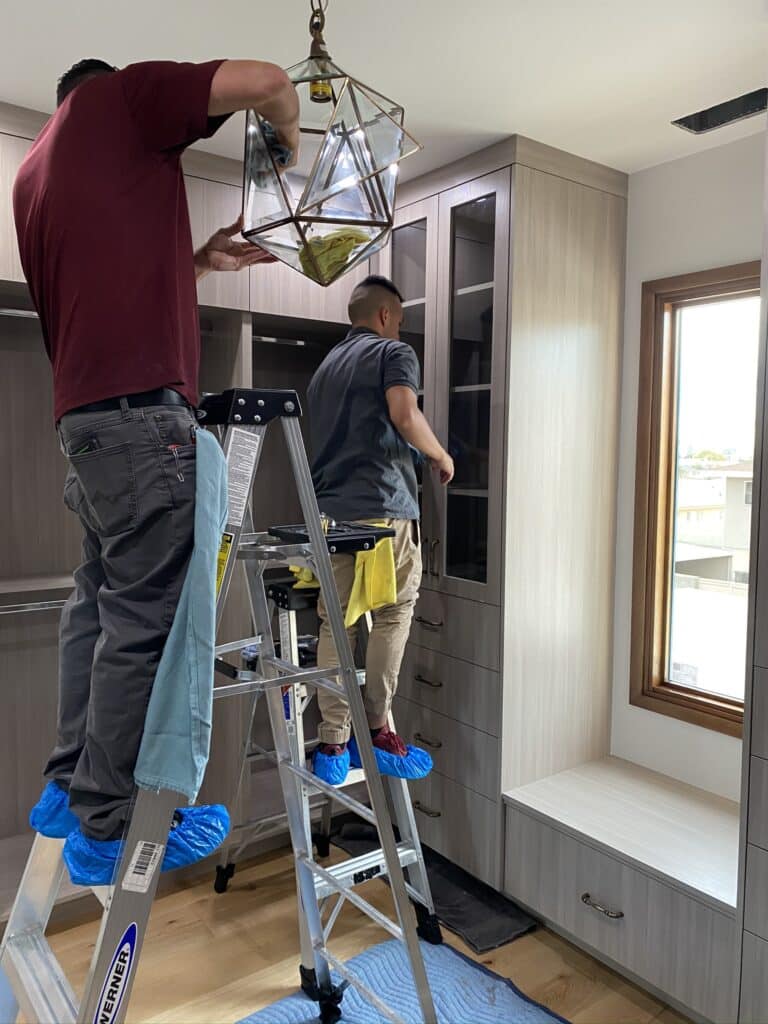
413, 800, 442, 818
415, 674, 443, 689
414, 732, 443, 749
581, 893, 624, 920
415, 616, 443, 629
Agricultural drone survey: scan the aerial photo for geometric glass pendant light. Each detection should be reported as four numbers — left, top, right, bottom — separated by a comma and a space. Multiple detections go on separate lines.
241, 0, 422, 286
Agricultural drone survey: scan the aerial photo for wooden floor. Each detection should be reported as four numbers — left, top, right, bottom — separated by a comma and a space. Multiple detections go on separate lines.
46, 845, 691, 1024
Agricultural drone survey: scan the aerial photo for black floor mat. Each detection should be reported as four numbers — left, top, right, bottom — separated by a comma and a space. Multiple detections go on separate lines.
330, 820, 537, 954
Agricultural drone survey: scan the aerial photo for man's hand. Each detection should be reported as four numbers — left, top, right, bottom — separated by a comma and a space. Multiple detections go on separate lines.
430, 451, 455, 485
194, 215, 277, 280
271, 120, 300, 171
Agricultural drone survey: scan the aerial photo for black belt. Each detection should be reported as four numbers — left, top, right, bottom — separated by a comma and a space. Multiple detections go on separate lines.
70, 388, 190, 414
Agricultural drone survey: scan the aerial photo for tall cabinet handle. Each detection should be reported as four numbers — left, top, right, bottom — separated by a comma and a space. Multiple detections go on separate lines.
429, 539, 440, 577
421, 536, 430, 575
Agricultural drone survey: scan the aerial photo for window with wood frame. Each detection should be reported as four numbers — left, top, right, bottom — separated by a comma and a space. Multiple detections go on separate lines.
631, 262, 762, 736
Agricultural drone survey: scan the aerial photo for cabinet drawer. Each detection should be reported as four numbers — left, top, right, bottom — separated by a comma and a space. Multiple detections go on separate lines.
745, 843, 768, 940
504, 807, 737, 1022
393, 696, 498, 800
749, 755, 768, 850
397, 644, 500, 736
741, 931, 768, 1024
409, 773, 498, 886
411, 591, 500, 670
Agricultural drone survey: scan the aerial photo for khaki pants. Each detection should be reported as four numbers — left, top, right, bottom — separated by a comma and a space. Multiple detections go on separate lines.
316, 519, 421, 744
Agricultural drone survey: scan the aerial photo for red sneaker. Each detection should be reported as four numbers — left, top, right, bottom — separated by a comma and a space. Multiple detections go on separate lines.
318, 743, 347, 757
371, 727, 408, 758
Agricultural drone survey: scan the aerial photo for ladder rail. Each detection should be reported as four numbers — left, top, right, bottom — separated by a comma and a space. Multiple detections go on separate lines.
281, 415, 437, 1024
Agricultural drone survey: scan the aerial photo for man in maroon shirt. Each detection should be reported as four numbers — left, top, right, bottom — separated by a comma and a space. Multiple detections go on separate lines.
13, 56, 299, 883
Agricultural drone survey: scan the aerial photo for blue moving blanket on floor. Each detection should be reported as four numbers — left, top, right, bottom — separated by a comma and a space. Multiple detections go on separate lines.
134, 427, 228, 801
238, 940, 569, 1024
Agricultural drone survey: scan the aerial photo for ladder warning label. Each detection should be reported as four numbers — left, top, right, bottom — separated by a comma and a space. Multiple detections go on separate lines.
216, 532, 234, 596
121, 841, 164, 894
227, 428, 262, 527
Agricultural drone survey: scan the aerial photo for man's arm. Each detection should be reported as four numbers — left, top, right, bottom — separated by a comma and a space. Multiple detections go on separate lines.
386, 386, 455, 484
193, 61, 301, 279
208, 60, 300, 155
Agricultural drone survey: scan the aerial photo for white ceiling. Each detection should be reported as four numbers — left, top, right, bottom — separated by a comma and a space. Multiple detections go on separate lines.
1, 0, 766, 178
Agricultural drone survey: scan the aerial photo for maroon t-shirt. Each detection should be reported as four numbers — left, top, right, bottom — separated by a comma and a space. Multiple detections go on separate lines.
13, 60, 228, 420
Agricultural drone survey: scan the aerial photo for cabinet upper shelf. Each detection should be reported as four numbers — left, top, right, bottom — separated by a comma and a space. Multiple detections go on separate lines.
0, 575, 74, 596
455, 282, 494, 297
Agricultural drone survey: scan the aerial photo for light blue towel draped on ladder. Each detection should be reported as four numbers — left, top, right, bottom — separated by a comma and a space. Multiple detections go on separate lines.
134, 428, 228, 801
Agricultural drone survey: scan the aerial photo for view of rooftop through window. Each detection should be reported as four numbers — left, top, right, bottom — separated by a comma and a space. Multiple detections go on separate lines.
668, 294, 761, 701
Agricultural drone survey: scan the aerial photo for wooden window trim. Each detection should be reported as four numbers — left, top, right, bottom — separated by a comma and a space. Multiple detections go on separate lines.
630, 261, 761, 738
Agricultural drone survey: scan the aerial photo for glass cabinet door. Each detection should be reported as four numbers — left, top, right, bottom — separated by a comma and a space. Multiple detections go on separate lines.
378, 197, 439, 580
433, 170, 510, 603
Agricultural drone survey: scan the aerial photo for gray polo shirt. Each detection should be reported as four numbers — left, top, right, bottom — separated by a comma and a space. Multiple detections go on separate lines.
307, 327, 420, 522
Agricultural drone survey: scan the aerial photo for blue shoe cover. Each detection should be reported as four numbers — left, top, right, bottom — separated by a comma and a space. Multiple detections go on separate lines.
348, 736, 433, 780
29, 781, 78, 838
63, 832, 124, 886
63, 804, 230, 887
163, 804, 230, 872
312, 746, 350, 786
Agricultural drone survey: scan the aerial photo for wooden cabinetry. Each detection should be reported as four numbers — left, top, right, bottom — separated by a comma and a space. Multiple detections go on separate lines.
0, 134, 31, 283
374, 136, 626, 886
250, 255, 368, 327
505, 804, 739, 1023
186, 175, 250, 312
738, 135, 768, 1022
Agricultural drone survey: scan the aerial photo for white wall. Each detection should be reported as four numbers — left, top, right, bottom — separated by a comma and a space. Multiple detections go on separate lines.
612, 131, 765, 803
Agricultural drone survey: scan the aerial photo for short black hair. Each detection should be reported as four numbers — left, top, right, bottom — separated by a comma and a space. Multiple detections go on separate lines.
358, 274, 403, 304
348, 274, 404, 322
57, 59, 116, 107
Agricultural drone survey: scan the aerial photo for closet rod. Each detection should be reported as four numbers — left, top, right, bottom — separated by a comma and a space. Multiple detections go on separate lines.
0, 308, 38, 319
0, 599, 66, 616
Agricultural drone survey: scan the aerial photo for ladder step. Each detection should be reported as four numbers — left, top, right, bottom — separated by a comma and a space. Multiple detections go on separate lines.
215, 635, 262, 656
298, 855, 404, 942
313, 841, 419, 899
4, 927, 77, 1024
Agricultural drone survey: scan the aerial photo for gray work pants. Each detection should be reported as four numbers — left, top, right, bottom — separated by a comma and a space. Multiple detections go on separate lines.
48, 401, 197, 840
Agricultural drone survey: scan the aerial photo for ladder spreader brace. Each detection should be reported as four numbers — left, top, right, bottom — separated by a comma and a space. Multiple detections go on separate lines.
0, 388, 440, 1024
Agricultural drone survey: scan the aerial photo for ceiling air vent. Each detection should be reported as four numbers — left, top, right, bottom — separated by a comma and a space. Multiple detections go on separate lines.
672, 88, 767, 134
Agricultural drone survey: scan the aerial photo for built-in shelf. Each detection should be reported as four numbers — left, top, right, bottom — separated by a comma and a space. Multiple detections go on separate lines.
402, 297, 426, 309
504, 756, 740, 912
0, 575, 74, 596
450, 384, 492, 394
455, 282, 494, 297
448, 488, 488, 498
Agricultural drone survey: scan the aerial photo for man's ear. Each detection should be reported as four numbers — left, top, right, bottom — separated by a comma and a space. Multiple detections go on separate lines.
379, 305, 390, 330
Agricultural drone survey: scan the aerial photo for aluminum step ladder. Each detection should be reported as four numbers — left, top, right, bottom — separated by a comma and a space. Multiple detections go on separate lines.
0, 387, 439, 1024
205, 387, 440, 1024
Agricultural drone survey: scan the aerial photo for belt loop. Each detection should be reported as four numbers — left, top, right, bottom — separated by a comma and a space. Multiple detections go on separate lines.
119, 397, 130, 418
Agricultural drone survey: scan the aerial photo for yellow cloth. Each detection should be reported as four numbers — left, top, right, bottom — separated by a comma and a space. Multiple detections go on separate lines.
298, 227, 371, 284
288, 526, 397, 628
289, 565, 320, 589
344, 526, 397, 628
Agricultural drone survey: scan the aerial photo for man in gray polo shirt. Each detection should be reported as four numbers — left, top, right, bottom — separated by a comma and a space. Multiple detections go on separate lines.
307, 275, 454, 785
